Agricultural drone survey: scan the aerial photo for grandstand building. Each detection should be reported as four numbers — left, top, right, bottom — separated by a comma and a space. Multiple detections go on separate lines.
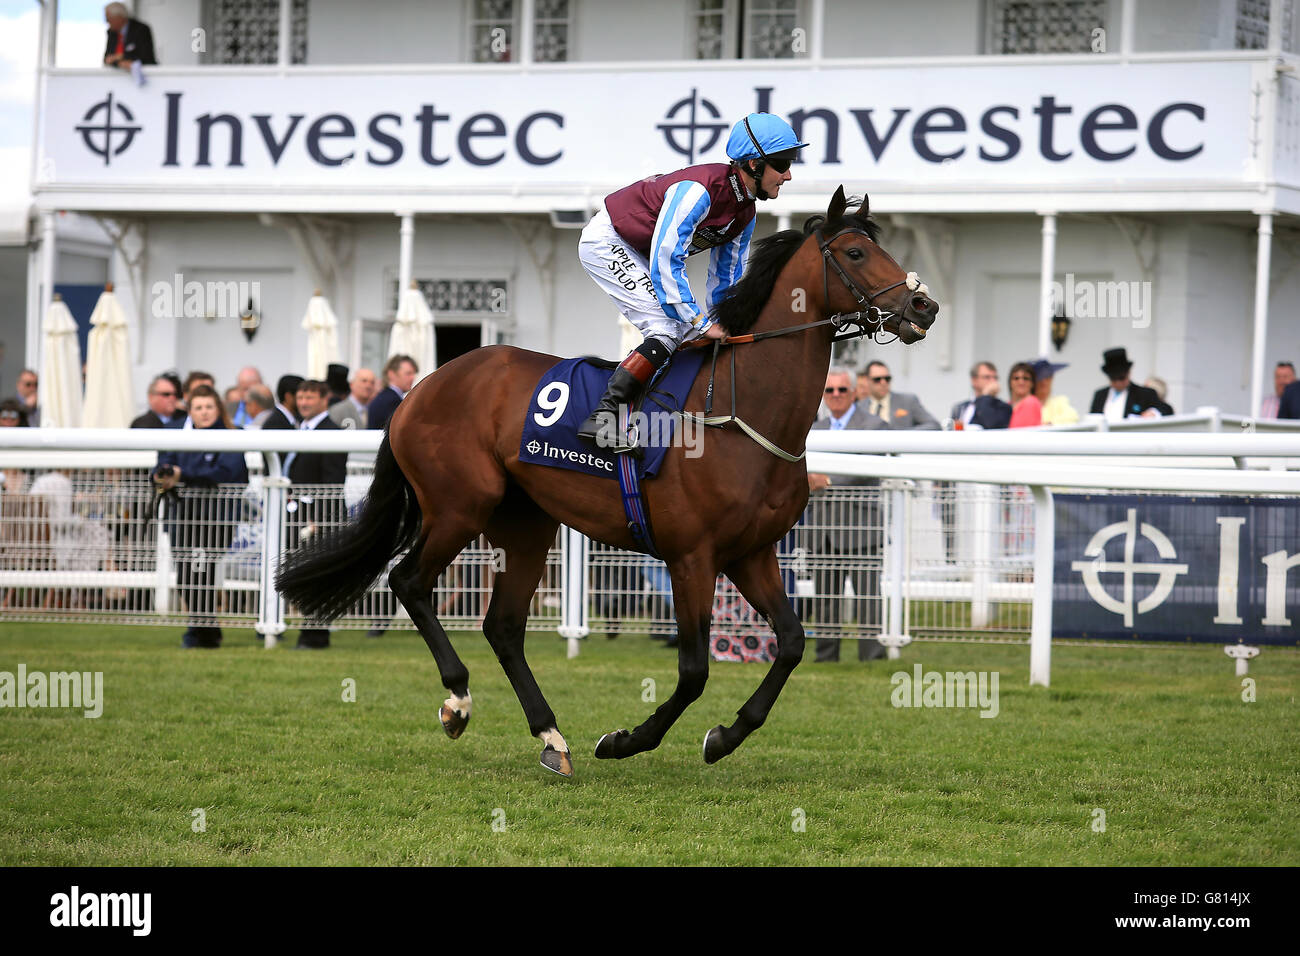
19, 0, 1300, 415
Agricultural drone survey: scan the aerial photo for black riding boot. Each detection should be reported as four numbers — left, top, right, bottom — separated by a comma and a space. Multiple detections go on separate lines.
577, 338, 673, 450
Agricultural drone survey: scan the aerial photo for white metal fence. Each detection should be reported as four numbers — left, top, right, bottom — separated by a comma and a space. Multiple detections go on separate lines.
2, 422, 1297, 685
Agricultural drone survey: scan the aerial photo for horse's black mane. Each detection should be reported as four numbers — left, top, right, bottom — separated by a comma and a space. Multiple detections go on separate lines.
710, 209, 882, 335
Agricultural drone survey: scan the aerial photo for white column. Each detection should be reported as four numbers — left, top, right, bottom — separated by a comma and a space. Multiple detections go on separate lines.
1037, 212, 1057, 358
1029, 486, 1054, 687
397, 212, 414, 298
25, 243, 40, 371
278, 0, 292, 67
519, 0, 535, 65
809, 0, 825, 62
1250, 212, 1274, 419
1119, 0, 1135, 57
38, 212, 56, 377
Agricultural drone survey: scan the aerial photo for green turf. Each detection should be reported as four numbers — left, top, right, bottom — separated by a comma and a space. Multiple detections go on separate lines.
1, 623, 1295, 865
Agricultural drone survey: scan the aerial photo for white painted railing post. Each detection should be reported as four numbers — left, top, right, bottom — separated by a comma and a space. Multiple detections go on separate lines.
558, 525, 589, 658
154, 497, 171, 613
882, 482, 910, 659
970, 483, 995, 628
1030, 485, 1054, 687
257, 455, 289, 648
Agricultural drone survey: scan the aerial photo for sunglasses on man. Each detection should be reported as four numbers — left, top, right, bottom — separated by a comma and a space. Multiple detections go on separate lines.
824, 386, 850, 394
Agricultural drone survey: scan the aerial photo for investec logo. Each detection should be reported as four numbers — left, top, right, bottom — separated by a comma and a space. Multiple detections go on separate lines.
74, 92, 564, 168
1071, 508, 1300, 627
526, 439, 615, 473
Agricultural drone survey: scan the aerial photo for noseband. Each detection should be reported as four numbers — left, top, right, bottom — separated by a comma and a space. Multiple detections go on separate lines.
817, 225, 931, 344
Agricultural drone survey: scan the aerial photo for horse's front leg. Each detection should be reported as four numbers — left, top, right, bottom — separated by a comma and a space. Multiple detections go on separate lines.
595, 550, 717, 760
703, 545, 805, 764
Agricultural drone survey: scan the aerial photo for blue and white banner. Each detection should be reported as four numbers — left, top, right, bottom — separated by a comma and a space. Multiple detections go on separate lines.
42, 60, 1254, 191
1053, 493, 1300, 645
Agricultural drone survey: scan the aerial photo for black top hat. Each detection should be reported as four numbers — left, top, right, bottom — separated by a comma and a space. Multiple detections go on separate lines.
1101, 348, 1133, 376
326, 363, 350, 393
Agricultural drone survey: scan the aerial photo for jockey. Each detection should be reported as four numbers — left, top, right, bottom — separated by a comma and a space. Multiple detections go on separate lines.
576, 112, 809, 449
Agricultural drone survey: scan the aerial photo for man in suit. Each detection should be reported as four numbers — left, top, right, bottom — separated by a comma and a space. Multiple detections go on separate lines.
285, 381, 348, 649
858, 361, 940, 430
326, 364, 351, 406
262, 375, 303, 431
243, 385, 275, 429
103, 3, 157, 70
130, 375, 185, 429
1261, 362, 1295, 419
1090, 348, 1163, 421
368, 354, 418, 431
227, 366, 263, 427
328, 368, 377, 431
803, 367, 886, 662
1278, 378, 1300, 419
950, 361, 1007, 428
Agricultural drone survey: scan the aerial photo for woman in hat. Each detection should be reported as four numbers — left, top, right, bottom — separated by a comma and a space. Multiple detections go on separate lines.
1032, 359, 1078, 425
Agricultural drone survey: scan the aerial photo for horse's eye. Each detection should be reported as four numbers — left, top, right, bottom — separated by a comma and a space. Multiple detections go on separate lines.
847, 247, 864, 260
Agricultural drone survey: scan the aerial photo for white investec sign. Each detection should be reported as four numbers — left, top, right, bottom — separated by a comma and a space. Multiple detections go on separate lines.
43, 62, 1253, 190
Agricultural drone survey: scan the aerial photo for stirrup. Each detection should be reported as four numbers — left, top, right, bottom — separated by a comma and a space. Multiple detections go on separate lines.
592, 411, 642, 456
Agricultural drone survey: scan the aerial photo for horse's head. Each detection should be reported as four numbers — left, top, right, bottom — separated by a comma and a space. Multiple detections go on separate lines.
811, 186, 938, 345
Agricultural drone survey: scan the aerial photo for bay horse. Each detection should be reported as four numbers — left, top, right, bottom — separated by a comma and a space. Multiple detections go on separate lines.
276, 187, 938, 777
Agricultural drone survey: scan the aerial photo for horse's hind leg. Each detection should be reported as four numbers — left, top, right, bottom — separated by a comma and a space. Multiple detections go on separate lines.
703, 545, 805, 764
595, 549, 717, 760
482, 489, 572, 776
389, 523, 483, 739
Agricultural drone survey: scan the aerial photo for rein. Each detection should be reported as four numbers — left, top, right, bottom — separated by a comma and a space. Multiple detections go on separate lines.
675, 226, 930, 462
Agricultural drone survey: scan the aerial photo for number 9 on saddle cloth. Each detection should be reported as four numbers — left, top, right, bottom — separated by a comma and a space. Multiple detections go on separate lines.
518, 350, 707, 481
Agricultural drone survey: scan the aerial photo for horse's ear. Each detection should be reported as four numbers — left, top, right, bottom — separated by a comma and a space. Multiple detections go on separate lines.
826, 185, 847, 226
857, 193, 870, 218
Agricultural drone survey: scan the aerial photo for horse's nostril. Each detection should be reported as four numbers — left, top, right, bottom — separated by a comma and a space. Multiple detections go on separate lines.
911, 296, 931, 313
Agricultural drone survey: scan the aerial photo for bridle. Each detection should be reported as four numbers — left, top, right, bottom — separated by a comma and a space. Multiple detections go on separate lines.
681, 224, 931, 351
667, 225, 933, 462
817, 225, 929, 346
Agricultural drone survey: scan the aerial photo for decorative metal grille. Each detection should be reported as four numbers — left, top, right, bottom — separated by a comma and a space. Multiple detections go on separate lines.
745, 0, 798, 59
204, 0, 309, 65
387, 278, 510, 315
988, 0, 1106, 55
1236, 0, 1272, 49
1235, 0, 1298, 50
470, 0, 514, 63
534, 0, 570, 62
693, 0, 730, 59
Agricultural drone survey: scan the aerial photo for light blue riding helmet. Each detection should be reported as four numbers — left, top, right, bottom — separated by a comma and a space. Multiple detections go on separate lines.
725, 112, 810, 162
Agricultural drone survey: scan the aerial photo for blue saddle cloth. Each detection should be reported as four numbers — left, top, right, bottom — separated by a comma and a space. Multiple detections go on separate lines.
519, 349, 706, 480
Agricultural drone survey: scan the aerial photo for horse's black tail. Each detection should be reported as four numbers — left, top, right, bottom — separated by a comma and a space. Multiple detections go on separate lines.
275, 432, 423, 622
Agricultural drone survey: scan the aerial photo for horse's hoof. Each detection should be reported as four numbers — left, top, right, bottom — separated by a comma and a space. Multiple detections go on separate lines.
703, 725, 729, 765
439, 702, 470, 739
540, 745, 574, 778
594, 729, 630, 759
